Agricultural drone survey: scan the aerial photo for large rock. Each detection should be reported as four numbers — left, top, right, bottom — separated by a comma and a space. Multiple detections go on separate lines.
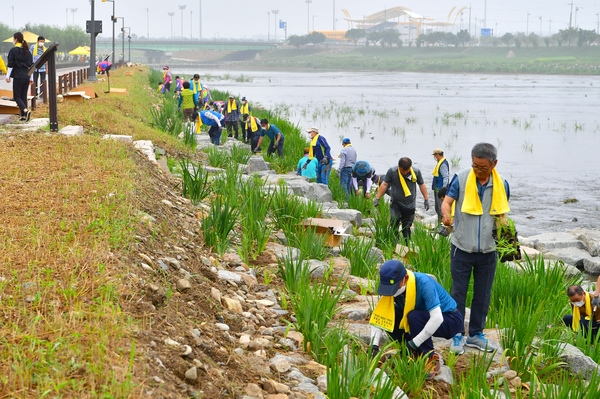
59, 125, 83, 137
306, 259, 329, 278
527, 232, 585, 251
265, 241, 301, 262
134, 140, 158, 163
543, 247, 592, 269
583, 257, 600, 274
558, 342, 600, 379
286, 180, 332, 203
571, 229, 600, 256
322, 208, 362, 226
247, 156, 270, 173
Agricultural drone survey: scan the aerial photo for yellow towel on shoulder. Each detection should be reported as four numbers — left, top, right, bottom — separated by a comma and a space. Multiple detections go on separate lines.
461, 169, 510, 215
308, 134, 319, 159
432, 157, 446, 177
399, 270, 416, 332
398, 167, 417, 197
369, 296, 395, 332
572, 292, 592, 331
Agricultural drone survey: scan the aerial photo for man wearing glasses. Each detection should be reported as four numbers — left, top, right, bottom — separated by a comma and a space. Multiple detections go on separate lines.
441, 143, 510, 355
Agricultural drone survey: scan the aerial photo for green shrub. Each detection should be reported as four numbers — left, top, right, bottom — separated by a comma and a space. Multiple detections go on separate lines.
179, 159, 210, 205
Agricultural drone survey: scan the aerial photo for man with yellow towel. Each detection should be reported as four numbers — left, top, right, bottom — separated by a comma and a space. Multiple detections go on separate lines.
563, 276, 600, 339
373, 157, 429, 242
441, 142, 510, 355
369, 260, 463, 380
431, 148, 450, 224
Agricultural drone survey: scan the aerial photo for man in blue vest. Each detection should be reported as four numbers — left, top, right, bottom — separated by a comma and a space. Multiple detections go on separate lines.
307, 127, 333, 185
30, 36, 46, 96
200, 109, 224, 146
431, 148, 450, 224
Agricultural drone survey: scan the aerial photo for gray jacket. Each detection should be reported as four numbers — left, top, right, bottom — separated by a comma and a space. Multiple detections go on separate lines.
451, 168, 508, 253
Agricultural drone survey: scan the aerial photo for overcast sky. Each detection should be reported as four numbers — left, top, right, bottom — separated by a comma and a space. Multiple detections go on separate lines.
3, 0, 600, 40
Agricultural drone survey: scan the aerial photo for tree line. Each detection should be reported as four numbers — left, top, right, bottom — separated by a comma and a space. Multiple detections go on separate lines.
336, 27, 598, 48
0, 22, 90, 54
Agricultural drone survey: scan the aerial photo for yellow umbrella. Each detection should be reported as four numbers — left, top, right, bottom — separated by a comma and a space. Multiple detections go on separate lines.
68, 46, 90, 55
3, 31, 51, 44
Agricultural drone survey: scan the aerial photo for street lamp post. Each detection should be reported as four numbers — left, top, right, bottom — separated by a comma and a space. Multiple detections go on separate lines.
116, 16, 125, 64
123, 27, 131, 62
88, 0, 97, 82
306, 0, 312, 33
101, 0, 116, 68
526, 12, 530, 35
539, 16, 542, 37
190, 10, 193, 39
66, 8, 68, 26
179, 5, 186, 39
597, 13, 599, 34
333, 0, 335, 30
575, 7, 581, 28
199, 0, 202, 39
146, 8, 149, 38
70, 8, 78, 25
168, 12, 175, 38
267, 11, 270, 41
272, 10, 279, 42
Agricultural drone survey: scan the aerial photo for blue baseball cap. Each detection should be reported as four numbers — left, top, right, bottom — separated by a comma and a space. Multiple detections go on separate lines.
378, 260, 407, 296
342, 137, 351, 144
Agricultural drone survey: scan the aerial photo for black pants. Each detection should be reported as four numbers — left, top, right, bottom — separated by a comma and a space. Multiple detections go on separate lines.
563, 314, 600, 339
267, 136, 284, 158
33, 71, 46, 95
12, 78, 30, 116
250, 132, 261, 152
226, 120, 239, 139
390, 201, 416, 242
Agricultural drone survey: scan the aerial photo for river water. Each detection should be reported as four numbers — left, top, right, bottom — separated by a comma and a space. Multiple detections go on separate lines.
176, 68, 600, 237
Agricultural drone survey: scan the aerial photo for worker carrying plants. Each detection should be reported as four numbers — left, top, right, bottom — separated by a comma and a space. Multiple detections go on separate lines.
369, 260, 463, 380
564, 275, 600, 339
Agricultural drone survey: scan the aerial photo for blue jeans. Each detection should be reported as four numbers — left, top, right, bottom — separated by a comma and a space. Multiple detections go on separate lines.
317, 159, 333, 185
340, 167, 353, 198
450, 244, 497, 336
388, 308, 463, 355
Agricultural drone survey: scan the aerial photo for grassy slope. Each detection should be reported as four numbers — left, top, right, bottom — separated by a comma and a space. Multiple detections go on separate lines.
0, 68, 252, 398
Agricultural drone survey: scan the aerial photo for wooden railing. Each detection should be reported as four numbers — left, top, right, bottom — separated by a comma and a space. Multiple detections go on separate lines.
31, 67, 89, 109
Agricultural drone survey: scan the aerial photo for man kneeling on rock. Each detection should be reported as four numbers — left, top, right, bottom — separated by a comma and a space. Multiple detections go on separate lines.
369, 260, 463, 379
564, 275, 600, 339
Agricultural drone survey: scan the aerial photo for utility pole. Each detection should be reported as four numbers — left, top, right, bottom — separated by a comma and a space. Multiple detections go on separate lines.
146, 8, 149, 38
267, 12, 270, 41
549, 19, 552, 35
597, 13, 599, 33
526, 12, 530, 35
272, 10, 279, 42
190, 10, 193, 39
66, 8, 68, 26
569, 1, 573, 29
179, 5, 186, 39
539, 16, 542, 37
